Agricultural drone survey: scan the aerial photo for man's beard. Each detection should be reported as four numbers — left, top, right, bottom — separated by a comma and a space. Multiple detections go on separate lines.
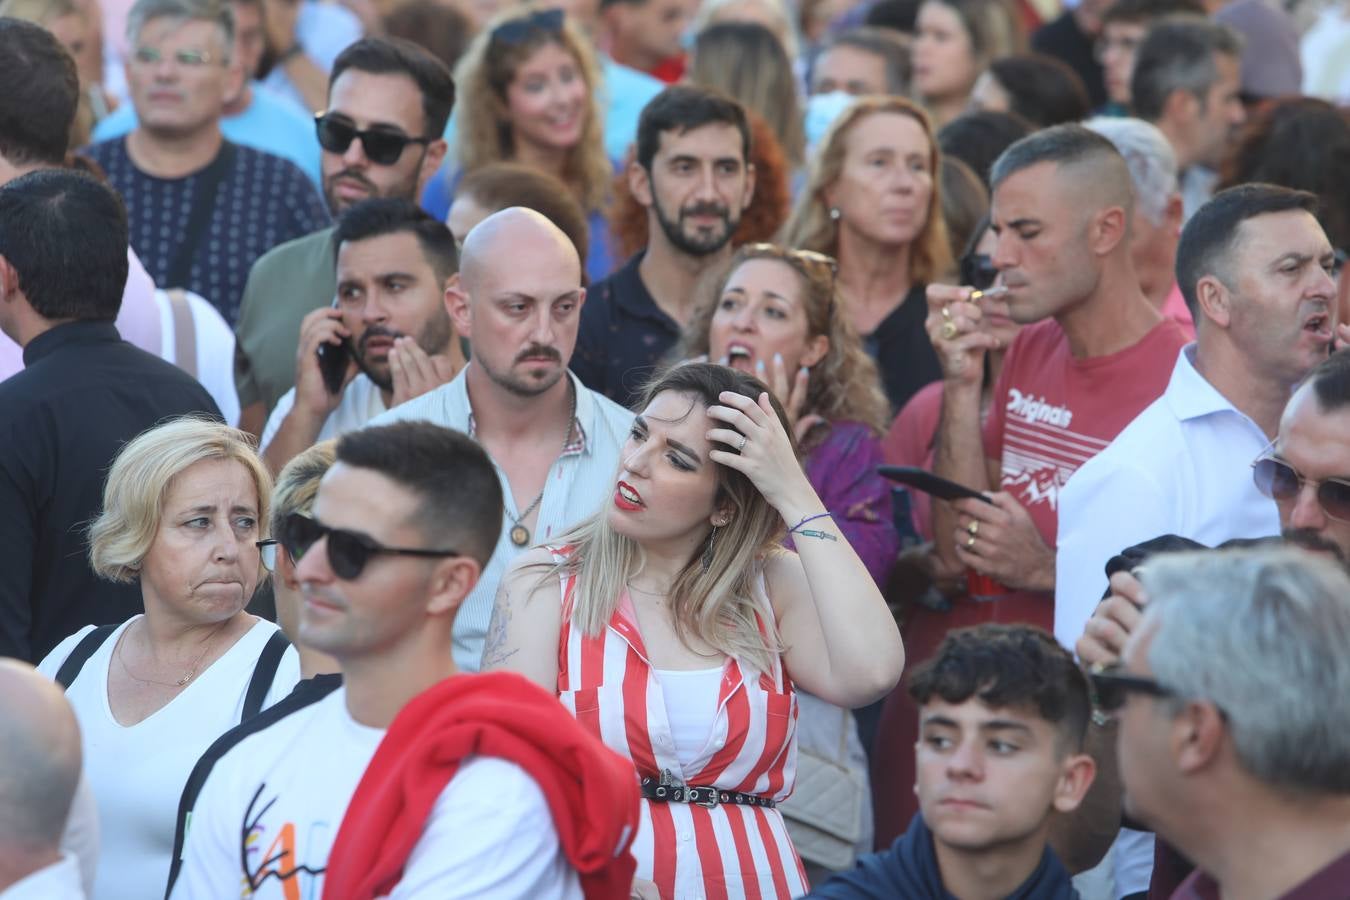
478, 342, 565, 398
651, 192, 739, 257
353, 311, 452, 391
322, 165, 421, 215
1283, 527, 1349, 569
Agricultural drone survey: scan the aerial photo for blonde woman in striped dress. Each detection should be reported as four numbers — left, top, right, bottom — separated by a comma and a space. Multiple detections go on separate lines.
484, 362, 905, 898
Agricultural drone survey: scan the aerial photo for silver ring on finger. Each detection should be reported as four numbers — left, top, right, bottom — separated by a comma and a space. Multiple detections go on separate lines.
738, 434, 748, 452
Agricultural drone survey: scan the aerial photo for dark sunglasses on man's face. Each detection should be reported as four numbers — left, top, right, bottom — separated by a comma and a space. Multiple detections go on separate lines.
280, 512, 459, 581
1251, 452, 1350, 523
1088, 665, 1175, 713
314, 113, 433, 166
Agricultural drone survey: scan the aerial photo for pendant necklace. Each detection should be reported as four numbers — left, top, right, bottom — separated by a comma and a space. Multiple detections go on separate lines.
507, 380, 576, 548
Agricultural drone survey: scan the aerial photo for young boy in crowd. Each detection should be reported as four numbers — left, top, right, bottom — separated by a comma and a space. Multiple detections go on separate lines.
811, 625, 1094, 899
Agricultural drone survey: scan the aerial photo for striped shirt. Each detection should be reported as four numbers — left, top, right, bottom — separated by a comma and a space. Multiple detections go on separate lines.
370, 366, 635, 671
554, 559, 810, 899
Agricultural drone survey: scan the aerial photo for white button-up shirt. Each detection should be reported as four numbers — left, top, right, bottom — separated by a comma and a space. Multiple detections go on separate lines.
1054, 344, 1280, 649
371, 366, 635, 670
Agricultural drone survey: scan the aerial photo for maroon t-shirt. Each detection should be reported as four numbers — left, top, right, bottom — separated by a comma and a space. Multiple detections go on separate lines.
1170, 845, 1350, 899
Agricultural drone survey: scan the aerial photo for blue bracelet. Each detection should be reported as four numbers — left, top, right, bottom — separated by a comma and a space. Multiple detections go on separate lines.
788, 511, 833, 534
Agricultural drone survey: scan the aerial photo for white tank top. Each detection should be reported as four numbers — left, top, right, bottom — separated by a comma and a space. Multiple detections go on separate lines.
653, 666, 724, 769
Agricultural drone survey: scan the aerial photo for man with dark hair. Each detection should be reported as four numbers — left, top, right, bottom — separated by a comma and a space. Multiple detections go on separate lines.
812, 624, 1094, 898
1052, 183, 1334, 892
167, 421, 639, 899
926, 125, 1188, 617
1130, 16, 1245, 219
90, 0, 324, 186
571, 85, 755, 406
599, 0, 693, 82
233, 36, 455, 437
85, 0, 329, 326
0, 17, 167, 382
0, 170, 219, 662
809, 26, 912, 97
1095, 0, 1204, 112
259, 197, 466, 471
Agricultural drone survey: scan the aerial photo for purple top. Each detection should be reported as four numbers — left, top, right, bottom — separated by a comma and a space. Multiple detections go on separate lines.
791, 419, 900, 589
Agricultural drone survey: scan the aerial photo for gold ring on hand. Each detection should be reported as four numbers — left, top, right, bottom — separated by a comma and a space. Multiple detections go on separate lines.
967, 521, 978, 537
941, 321, 958, 340
966, 534, 977, 549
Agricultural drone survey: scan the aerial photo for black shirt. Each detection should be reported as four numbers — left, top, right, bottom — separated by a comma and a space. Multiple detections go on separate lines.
1031, 11, 1108, 109
0, 321, 220, 662
571, 252, 682, 409
866, 285, 943, 414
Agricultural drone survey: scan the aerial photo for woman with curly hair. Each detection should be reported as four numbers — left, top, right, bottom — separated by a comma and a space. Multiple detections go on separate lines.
448, 5, 616, 280
781, 95, 953, 413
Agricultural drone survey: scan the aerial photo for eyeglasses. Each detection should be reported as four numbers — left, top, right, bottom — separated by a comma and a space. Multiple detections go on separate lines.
132, 46, 222, 68
1251, 444, 1350, 523
1088, 665, 1176, 713
314, 114, 433, 166
959, 252, 998, 291
491, 7, 565, 45
279, 512, 459, 581
256, 539, 280, 571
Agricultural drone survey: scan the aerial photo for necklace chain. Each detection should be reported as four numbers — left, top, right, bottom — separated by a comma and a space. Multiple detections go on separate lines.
506, 380, 577, 546
117, 619, 229, 688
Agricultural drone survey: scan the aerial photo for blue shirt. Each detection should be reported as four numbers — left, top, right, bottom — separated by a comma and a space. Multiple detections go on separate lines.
91, 84, 323, 186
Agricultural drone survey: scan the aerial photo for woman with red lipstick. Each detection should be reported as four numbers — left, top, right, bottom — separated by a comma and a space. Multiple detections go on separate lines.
679, 242, 900, 877
781, 96, 953, 414
448, 5, 616, 282
35, 418, 301, 899
482, 362, 905, 898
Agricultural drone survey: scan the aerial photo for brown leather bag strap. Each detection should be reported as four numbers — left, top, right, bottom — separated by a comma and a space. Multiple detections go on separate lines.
165, 289, 197, 379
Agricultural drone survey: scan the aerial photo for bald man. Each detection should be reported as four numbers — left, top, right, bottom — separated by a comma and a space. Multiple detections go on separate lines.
0, 660, 85, 898
370, 207, 635, 670
869, 125, 1192, 847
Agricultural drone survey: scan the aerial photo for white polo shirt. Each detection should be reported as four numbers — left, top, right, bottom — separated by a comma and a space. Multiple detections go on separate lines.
1053, 343, 1281, 900
370, 366, 635, 670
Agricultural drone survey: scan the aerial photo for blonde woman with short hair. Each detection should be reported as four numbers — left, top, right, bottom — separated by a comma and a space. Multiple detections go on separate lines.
37, 417, 300, 899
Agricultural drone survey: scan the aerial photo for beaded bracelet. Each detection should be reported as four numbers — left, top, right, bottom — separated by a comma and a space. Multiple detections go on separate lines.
787, 511, 834, 535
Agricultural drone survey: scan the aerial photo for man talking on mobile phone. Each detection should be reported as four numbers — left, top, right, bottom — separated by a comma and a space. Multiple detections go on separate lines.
260, 198, 465, 473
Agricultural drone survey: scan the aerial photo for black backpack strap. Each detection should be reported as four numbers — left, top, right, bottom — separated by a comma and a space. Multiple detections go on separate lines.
163, 141, 236, 289
241, 629, 291, 722
54, 625, 118, 689
164, 673, 343, 899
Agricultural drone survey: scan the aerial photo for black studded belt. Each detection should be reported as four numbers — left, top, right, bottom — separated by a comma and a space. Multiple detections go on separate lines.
640, 769, 776, 809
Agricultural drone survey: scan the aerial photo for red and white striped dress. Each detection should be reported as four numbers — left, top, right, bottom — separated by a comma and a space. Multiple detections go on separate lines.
554, 560, 810, 900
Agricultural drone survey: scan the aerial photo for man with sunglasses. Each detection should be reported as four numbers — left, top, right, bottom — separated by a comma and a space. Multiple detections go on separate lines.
233, 36, 454, 438
86, 0, 329, 328
810, 624, 1093, 899
1093, 547, 1350, 900
571, 86, 756, 407
167, 421, 638, 899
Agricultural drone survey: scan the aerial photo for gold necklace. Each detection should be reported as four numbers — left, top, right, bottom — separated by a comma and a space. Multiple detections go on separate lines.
117, 619, 230, 688
506, 380, 577, 547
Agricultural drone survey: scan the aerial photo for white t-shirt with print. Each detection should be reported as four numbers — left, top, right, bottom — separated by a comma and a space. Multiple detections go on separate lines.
169, 685, 583, 899
37, 617, 301, 900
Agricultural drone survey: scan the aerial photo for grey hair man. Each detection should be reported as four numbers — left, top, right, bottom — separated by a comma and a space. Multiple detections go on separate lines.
809, 26, 912, 97
0, 659, 84, 898
1130, 16, 1245, 220
1084, 116, 1185, 323
1107, 547, 1350, 898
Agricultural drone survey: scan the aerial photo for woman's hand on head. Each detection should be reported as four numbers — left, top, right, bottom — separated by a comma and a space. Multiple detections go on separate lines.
706, 390, 819, 520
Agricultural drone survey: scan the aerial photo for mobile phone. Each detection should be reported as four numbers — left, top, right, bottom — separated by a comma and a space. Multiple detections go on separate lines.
879, 466, 994, 505
316, 300, 352, 395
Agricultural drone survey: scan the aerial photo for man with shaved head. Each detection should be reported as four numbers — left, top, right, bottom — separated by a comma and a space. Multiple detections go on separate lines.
0, 659, 84, 897
370, 207, 634, 670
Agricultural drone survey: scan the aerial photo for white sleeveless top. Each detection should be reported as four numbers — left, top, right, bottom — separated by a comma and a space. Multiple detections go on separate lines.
652, 666, 724, 768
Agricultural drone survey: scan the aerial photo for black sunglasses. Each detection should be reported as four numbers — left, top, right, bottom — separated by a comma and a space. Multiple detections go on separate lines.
1088, 665, 1176, 713
491, 7, 564, 45
960, 252, 999, 292
1251, 447, 1350, 523
314, 113, 433, 166
280, 512, 459, 581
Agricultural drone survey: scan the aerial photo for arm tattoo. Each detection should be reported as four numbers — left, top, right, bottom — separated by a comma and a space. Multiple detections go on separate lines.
480, 583, 520, 669
795, 529, 838, 542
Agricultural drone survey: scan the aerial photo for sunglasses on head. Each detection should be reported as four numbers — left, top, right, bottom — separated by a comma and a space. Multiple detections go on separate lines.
279, 512, 459, 581
1088, 665, 1175, 713
1251, 446, 1350, 523
491, 7, 565, 45
314, 113, 433, 166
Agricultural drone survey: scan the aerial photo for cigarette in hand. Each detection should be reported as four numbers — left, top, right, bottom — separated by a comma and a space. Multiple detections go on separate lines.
969, 285, 1010, 302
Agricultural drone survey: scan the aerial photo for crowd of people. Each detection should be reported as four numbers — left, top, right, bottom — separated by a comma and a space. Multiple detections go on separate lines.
2, 0, 1350, 895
